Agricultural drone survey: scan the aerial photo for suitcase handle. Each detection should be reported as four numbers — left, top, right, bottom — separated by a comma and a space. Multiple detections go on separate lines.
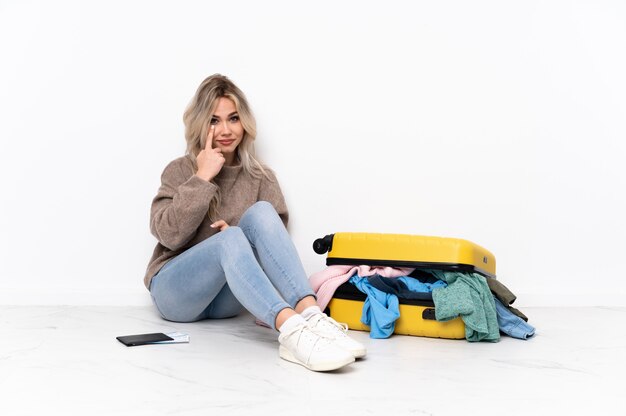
313, 234, 334, 254
422, 308, 437, 321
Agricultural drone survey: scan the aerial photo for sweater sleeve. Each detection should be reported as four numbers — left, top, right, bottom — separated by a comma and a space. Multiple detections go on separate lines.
150, 159, 218, 250
258, 168, 289, 227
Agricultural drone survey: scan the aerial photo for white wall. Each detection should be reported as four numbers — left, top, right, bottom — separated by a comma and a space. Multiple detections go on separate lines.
1, 0, 625, 306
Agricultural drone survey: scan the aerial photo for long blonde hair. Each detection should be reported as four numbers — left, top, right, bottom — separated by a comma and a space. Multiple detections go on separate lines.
183, 74, 269, 220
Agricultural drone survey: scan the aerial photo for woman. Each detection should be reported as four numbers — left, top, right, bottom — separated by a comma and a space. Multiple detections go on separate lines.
145, 74, 365, 372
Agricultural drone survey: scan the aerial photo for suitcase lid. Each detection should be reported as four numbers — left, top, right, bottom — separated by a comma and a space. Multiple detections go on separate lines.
314, 232, 496, 279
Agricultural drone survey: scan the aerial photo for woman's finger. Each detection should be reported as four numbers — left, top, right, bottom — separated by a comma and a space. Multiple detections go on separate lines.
205, 125, 215, 149
210, 220, 229, 231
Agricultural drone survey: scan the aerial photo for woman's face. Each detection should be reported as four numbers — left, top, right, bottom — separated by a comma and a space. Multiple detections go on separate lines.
210, 97, 244, 158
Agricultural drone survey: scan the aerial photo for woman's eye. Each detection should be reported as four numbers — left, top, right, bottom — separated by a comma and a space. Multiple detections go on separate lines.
210, 118, 218, 125
230, 115, 240, 122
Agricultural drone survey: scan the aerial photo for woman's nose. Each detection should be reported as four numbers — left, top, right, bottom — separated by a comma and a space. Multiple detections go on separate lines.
220, 121, 231, 135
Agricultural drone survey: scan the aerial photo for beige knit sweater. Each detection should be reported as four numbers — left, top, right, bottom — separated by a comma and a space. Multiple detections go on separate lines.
144, 154, 288, 289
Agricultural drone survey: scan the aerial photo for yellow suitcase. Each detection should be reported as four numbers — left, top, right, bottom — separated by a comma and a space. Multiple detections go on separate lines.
313, 232, 496, 339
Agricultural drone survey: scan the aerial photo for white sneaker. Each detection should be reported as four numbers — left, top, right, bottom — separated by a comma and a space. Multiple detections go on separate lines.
278, 323, 355, 372
306, 313, 367, 359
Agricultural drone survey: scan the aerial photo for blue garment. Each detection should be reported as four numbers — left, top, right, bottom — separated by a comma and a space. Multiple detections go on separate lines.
349, 276, 445, 338
367, 275, 447, 300
149, 201, 315, 330
494, 298, 536, 340
400, 276, 447, 293
349, 276, 400, 338
429, 270, 500, 342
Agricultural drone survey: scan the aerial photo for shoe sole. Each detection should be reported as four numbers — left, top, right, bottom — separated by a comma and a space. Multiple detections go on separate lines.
279, 346, 355, 372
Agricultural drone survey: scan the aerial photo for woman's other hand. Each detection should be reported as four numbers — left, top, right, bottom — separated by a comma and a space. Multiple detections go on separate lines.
196, 125, 225, 181
210, 220, 229, 231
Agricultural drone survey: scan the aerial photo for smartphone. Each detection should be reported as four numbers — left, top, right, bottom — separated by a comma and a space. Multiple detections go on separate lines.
116, 332, 174, 347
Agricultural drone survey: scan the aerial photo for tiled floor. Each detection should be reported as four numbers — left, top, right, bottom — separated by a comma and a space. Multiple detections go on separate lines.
1, 305, 624, 415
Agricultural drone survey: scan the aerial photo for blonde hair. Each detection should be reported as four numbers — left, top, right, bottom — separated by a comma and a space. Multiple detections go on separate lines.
183, 74, 270, 221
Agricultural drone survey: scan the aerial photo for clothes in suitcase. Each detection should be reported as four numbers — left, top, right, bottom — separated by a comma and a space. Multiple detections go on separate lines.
312, 232, 497, 340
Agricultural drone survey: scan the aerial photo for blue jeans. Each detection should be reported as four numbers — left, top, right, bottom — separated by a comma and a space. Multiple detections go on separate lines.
494, 298, 536, 340
149, 201, 315, 330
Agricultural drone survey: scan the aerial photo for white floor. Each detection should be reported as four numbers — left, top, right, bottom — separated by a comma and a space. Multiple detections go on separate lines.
1, 305, 624, 416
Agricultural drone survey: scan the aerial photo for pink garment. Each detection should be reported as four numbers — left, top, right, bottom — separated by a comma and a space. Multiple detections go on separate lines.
309, 265, 416, 311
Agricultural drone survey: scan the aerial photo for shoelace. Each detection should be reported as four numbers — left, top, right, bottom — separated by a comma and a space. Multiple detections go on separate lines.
312, 314, 349, 336
292, 324, 336, 364
284, 323, 332, 352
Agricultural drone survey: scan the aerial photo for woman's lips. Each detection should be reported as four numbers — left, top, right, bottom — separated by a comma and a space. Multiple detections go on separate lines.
217, 140, 234, 146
